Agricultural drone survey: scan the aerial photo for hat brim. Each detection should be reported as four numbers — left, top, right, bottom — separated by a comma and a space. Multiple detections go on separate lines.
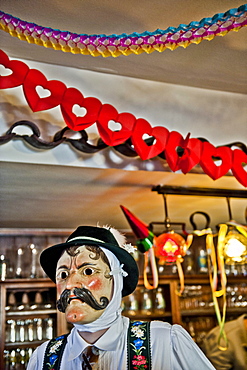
40, 238, 139, 297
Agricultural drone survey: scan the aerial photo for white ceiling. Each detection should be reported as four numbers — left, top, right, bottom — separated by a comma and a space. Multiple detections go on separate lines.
1, 0, 247, 94
0, 160, 246, 233
0, 0, 247, 233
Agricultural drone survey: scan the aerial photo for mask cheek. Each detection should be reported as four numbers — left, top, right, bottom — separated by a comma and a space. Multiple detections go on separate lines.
87, 277, 103, 291
87, 276, 112, 300
57, 282, 65, 296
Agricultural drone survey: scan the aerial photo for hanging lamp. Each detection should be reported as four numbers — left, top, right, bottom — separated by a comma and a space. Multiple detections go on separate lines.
151, 194, 193, 294
220, 198, 247, 265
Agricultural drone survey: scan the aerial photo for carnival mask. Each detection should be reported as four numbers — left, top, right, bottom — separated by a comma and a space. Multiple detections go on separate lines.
56, 245, 113, 325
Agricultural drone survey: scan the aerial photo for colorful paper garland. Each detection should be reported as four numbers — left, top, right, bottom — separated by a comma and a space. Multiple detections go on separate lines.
0, 49, 246, 187
0, 5, 247, 57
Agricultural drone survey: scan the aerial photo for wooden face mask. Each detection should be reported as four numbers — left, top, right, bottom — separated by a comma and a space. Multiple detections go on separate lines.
56, 245, 113, 325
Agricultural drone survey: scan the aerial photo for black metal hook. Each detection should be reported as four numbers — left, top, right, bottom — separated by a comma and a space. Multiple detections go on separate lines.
189, 211, 211, 230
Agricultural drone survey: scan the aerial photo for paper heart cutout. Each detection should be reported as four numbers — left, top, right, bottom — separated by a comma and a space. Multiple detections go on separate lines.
200, 142, 232, 180
96, 104, 136, 146
23, 69, 67, 112
60, 87, 102, 130
164, 131, 188, 171
131, 118, 169, 160
231, 149, 247, 187
0, 49, 29, 89
177, 138, 203, 173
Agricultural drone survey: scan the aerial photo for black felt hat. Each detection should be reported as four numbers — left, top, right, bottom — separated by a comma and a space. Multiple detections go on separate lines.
40, 225, 139, 297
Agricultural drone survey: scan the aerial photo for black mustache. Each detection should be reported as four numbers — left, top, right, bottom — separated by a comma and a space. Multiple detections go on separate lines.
56, 287, 109, 313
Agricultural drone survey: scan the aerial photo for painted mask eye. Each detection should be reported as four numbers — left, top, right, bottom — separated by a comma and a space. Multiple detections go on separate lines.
83, 267, 94, 276
57, 270, 69, 280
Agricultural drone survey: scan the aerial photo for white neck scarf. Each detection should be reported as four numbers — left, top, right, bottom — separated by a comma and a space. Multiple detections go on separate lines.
73, 247, 124, 333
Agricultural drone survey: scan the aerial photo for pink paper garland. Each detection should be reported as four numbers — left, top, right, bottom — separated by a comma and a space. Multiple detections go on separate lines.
0, 49, 246, 187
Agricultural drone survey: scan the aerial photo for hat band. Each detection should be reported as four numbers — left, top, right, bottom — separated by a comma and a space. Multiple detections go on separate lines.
68, 236, 106, 244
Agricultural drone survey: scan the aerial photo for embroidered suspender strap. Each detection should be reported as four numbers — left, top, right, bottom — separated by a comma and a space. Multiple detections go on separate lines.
42, 334, 69, 370
127, 321, 152, 370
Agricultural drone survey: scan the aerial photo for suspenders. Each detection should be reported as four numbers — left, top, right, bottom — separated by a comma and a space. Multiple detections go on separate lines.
127, 321, 151, 370
43, 334, 69, 370
43, 321, 151, 370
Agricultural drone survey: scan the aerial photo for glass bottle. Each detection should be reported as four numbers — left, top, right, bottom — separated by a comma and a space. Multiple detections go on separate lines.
230, 263, 238, 276
22, 292, 30, 310
16, 292, 29, 312
3, 349, 10, 370
0, 254, 7, 281
10, 349, 17, 370
15, 248, 24, 278
197, 248, 208, 274
44, 318, 54, 340
141, 288, 153, 316
6, 320, 13, 343
5, 292, 17, 312
43, 290, 53, 309
6, 319, 16, 343
171, 263, 178, 275
30, 291, 43, 310
26, 348, 33, 365
154, 287, 166, 315
188, 321, 196, 340
29, 243, 38, 278
26, 319, 34, 342
128, 291, 139, 316
35, 318, 43, 341
19, 348, 26, 370
16, 320, 26, 342
183, 249, 195, 275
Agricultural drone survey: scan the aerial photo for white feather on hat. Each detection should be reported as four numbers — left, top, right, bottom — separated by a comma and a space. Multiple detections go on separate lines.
102, 225, 136, 254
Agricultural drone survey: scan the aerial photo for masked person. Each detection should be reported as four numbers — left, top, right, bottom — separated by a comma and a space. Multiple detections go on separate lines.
27, 225, 215, 370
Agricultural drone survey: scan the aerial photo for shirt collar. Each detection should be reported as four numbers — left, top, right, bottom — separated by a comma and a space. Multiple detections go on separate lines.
95, 314, 126, 351
67, 315, 127, 361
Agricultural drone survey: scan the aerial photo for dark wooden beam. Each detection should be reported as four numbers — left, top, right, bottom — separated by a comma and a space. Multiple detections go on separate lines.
152, 185, 247, 198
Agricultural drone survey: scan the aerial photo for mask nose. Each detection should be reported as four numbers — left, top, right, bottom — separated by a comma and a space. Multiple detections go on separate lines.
65, 271, 82, 290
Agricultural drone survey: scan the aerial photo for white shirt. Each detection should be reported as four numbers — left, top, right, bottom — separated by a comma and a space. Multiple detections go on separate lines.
27, 316, 215, 370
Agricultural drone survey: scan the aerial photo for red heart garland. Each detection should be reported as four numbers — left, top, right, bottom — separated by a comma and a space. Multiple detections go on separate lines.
200, 142, 233, 180
164, 131, 188, 172
0, 50, 245, 187
0, 49, 29, 89
96, 104, 136, 146
60, 87, 102, 131
131, 118, 169, 160
177, 138, 203, 174
23, 69, 67, 112
231, 149, 247, 187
